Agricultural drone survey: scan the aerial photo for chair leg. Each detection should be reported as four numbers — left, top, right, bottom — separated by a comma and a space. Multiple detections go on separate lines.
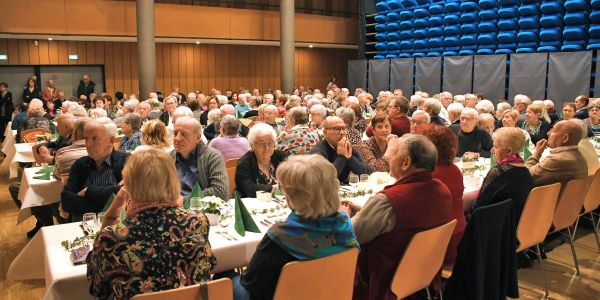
536, 244, 550, 299
590, 213, 600, 252
425, 287, 432, 300
566, 227, 580, 275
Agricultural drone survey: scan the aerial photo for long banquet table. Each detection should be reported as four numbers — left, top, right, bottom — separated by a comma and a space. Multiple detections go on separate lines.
2, 141, 34, 178
16, 166, 63, 225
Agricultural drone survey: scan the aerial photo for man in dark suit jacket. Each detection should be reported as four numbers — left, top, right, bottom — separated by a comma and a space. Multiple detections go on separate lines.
76, 74, 95, 98
159, 95, 179, 126
61, 119, 127, 221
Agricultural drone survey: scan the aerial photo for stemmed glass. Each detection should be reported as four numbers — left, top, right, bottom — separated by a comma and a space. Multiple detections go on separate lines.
82, 213, 98, 234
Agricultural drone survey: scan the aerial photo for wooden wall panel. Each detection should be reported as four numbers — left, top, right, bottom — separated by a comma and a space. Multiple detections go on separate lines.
0, 39, 355, 97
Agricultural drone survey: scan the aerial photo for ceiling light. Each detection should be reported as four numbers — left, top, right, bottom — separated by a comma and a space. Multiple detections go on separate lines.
0, 55, 7, 61
68, 54, 79, 60
48, 37, 53, 41
309, 44, 314, 48
196, 41, 200, 44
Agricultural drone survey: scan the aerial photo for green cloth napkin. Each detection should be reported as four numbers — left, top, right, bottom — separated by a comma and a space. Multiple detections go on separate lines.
35, 165, 54, 174
523, 139, 532, 161
234, 191, 260, 237
183, 183, 205, 209
489, 155, 496, 168
33, 172, 52, 180
120, 209, 126, 223
102, 194, 116, 212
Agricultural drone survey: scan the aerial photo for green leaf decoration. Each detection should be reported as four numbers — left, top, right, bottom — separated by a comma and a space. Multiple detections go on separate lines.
33, 172, 51, 180
233, 191, 260, 237
35, 165, 54, 174
184, 183, 205, 209
523, 139, 532, 161
102, 193, 116, 213
490, 150, 496, 168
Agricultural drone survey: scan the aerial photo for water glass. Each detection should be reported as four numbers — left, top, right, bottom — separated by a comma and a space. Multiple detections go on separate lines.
97, 212, 106, 225
349, 174, 359, 187
360, 174, 369, 183
82, 213, 97, 233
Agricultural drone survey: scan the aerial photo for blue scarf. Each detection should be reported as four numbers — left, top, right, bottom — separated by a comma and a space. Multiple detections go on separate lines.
267, 211, 359, 260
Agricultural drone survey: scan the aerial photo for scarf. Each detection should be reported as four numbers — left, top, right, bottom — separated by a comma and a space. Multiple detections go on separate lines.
267, 211, 359, 260
497, 154, 524, 166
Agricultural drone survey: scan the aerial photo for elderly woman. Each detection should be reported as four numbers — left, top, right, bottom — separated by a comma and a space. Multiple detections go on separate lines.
235, 123, 289, 197
136, 120, 173, 152
471, 127, 534, 220
119, 113, 142, 153
420, 124, 466, 265
562, 102, 576, 121
200, 96, 219, 126
17, 99, 57, 142
309, 104, 327, 139
233, 154, 359, 300
276, 106, 320, 154
337, 105, 365, 145
521, 102, 551, 145
87, 148, 216, 299
244, 96, 263, 118
584, 102, 600, 136
355, 114, 400, 172
209, 115, 250, 161
501, 109, 533, 147
478, 113, 496, 136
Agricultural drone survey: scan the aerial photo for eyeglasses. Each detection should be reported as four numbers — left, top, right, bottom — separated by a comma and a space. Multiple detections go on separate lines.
254, 142, 275, 149
325, 126, 348, 133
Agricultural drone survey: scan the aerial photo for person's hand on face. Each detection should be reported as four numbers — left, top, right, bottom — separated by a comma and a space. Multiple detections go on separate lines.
384, 135, 400, 158
534, 139, 548, 158
337, 137, 352, 159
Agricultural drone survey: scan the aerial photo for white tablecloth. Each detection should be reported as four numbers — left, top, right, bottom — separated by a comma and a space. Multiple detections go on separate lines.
2, 142, 34, 178
3, 121, 12, 137
2, 129, 16, 153
8, 198, 280, 300
16, 167, 63, 225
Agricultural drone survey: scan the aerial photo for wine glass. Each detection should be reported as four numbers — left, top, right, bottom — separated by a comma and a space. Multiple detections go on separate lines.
349, 174, 359, 188
82, 213, 97, 234
97, 212, 106, 226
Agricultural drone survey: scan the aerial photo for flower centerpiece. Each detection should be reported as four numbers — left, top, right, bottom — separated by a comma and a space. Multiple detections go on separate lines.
61, 232, 98, 265
199, 196, 225, 226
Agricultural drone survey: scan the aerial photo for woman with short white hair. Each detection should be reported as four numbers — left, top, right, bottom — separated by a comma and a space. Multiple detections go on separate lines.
17, 98, 57, 142
309, 104, 327, 138
235, 123, 289, 197
232, 154, 359, 300
89, 108, 108, 119
276, 106, 320, 154
478, 113, 496, 136
475, 99, 495, 114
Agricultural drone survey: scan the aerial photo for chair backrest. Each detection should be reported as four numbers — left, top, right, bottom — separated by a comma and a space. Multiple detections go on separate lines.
32, 142, 48, 166
225, 158, 238, 169
552, 177, 589, 231
21, 128, 52, 143
390, 219, 457, 299
583, 169, 600, 214
226, 167, 236, 199
516, 183, 561, 252
273, 247, 359, 300
131, 278, 232, 300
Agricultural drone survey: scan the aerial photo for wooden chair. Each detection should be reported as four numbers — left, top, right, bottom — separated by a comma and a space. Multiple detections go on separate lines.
574, 169, 600, 251
273, 247, 359, 300
225, 158, 238, 169
113, 136, 122, 151
390, 219, 457, 299
549, 177, 589, 275
516, 183, 562, 298
21, 128, 52, 143
131, 278, 232, 300
32, 142, 48, 166
226, 167, 236, 199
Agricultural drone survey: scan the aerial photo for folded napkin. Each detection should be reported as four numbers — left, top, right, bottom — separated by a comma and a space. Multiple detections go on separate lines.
523, 139, 532, 161
489, 153, 496, 168
33, 172, 52, 180
234, 191, 260, 236
35, 165, 54, 175
183, 183, 205, 209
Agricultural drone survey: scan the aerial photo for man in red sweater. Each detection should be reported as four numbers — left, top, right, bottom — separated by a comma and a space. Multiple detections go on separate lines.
346, 134, 453, 300
366, 96, 411, 138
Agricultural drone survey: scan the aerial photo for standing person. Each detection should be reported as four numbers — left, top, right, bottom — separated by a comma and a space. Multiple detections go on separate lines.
76, 74, 95, 99
0, 82, 14, 138
42, 79, 60, 103
22, 78, 41, 103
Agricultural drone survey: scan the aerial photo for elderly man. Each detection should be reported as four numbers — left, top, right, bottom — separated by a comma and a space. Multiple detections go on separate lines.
421, 98, 446, 126
136, 101, 152, 123
525, 120, 588, 186
61, 118, 127, 221
171, 116, 229, 199
574, 95, 590, 120
37, 113, 76, 164
204, 104, 250, 142
348, 134, 452, 300
76, 74, 95, 99
159, 96, 178, 126
447, 103, 464, 126
309, 104, 327, 138
54, 91, 66, 110
513, 94, 532, 116
119, 113, 142, 152
309, 116, 370, 183
544, 99, 559, 125
451, 107, 493, 157
209, 115, 250, 161
464, 93, 479, 108
410, 110, 430, 134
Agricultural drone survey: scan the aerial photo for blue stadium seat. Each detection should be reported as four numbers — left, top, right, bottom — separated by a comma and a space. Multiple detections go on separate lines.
498, 7, 519, 18
400, 21, 414, 30
564, 12, 589, 26
498, 31, 518, 43
387, 12, 401, 21
593, 0, 600, 9
414, 39, 428, 49
430, 4, 445, 14
375, 1, 389, 12
459, 49, 477, 55
375, 33, 387, 41
429, 37, 444, 48
414, 8, 431, 18
495, 48, 514, 54
461, 2, 480, 12
388, 41, 401, 50
541, 1, 565, 14
428, 27, 444, 37
444, 15, 461, 25
519, 17, 541, 29
414, 29, 429, 38
538, 45, 560, 52
590, 25, 600, 38
479, 10, 499, 21
374, 15, 388, 23
461, 34, 479, 46
445, 2, 461, 13
477, 48, 496, 54
401, 0, 418, 8
591, 11, 600, 23
386, 54, 399, 59
444, 25, 461, 35
540, 14, 563, 27
413, 53, 427, 57
518, 30, 540, 42
561, 44, 585, 51
400, 30, 413, 39
516, 47, 536, 53
375, 42, 387, 50
479, 34, 498, 45
540, 28, 563, 41
478, 22, 498, 33
498, 19, 519, 30
479, 0, 499, 9
387, 22, 401, 31
519, 4, 541, 16
461, 12, 480, 23
414, 19, 429, 28
498, 0, 520, 5
400, 40, 414, 50
443, 51, 459, 56
460, 23, 479, 34
564, 0, 589, 11
427, 52, 442, 57
388, 0, 403, 10
399, 53, 413, 58
399, 11, 415, 20
375, 24, 387, 32
429, 16, 444, 26
563, 26, 588, 39
387, 31, 401, 40
374, 55, 386, 59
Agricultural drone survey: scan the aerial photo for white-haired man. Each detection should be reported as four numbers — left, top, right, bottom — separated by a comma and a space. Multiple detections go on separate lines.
159, 96, 178, 126
204, 104, 249, 142
451, 107, 493, 157
172, 116, 229, 199
61, 118, 127, 221
447, 103, 464, 126
420, 98, 446, 126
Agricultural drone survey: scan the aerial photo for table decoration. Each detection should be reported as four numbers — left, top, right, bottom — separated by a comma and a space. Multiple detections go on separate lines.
233, 191, 260, 236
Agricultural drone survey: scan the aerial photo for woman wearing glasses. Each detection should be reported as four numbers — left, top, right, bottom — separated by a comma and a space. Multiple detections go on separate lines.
584, 102, 600, 137
236, 123, 289, 197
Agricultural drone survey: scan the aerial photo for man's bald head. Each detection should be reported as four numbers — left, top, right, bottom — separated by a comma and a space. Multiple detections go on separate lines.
549, 120, 583, 148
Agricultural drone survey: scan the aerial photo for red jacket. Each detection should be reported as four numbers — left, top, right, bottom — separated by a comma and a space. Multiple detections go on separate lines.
354, 171, 452, 300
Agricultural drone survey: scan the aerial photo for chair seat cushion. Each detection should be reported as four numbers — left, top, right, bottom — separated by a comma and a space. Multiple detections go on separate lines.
479, 34, 498, 45
414, 8, 431, 18
541, 1, 565, 14
429, 16, 444, 26
495, 48, 514, 54
561, 44, 585, 51
563, 27, 588, 39
518, 30, 540, 42
519, 4, 540, 16
400, 40, 414, 49
374, 55, 386, 59
429, 4, 445, 14
564, 12, 589, 26
375, 33, 387, 41
593, 0, 600, 10
461, 2, 480, 12
400, 11, 415, 20
498, 19, 518, 30
445, 2, 460, 13
479, 9, 499, 21
461, 35, 478, 45
519, 17, 540, 29
516, 47, 536, 53
429, 37, 444, 47
538, 45, 560, 52
387, 12, 401, 21
388, 41, 401, 50
428, 27, 444, 37
444, 36, 461, 46
461, 12, 480, 23
444, 15, 461, 25
427, 52, 442, 57
387, 22, 401, 31
498, 32, 518, 43
479, 22, 498, 33
540, 40, 562, 47
591, 11, 600, 23
414, 29, 429, 38
414, 39, 428, 48
589, 25, 600, 38
586, 43, 600, 50
386, 54, 399, 59
414, 19, 429, 28
540, 14, 563, 28
459, 49, 476, 55
375, 42, 387, 50
375, 24, 387, 32
444, 25, 461, 35
400, 30, 413, 39
461, 23, 479, 34
412, 53, 427, 57
387, 32, 401, 40
388, 0, 402, 10
498, 7, 519, 19
399, 53, 413, 58
479, 0, 499, 9
564, 0, 589, 11
375, 2, 388, 12
477, 48, 496, 55
400, 21, 414, 30
401, 0, 418, 8
540, 29, 562, 41
375, 15, 388, 23
443, 51, 459, 56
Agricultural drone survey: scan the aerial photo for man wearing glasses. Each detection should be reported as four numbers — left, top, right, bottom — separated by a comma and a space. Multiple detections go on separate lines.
310, 116, 371, 183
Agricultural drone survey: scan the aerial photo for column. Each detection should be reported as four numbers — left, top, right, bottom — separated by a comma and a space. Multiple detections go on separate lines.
280, 0, 295, 93
136, 0, 156, 99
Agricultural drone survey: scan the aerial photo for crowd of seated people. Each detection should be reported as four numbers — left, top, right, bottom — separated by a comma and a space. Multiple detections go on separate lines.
3, 72, 600, 299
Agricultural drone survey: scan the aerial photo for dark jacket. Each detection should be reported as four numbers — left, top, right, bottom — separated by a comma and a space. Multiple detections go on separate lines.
22, 87, 41, 103
76, 80, 95, 98
11, 112, 27, 130
430, 116, 446, 126
452, 126, 493, 158
240, 235, 296, 300
575, 108, 589, 120
444, 199, 519, 300
61, 150, 127, 218
159, 109, 171, 125
309, 140, 371, 183
523, 119, 551, 145
0, 91, 14, 117
235, 150, 288, 198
